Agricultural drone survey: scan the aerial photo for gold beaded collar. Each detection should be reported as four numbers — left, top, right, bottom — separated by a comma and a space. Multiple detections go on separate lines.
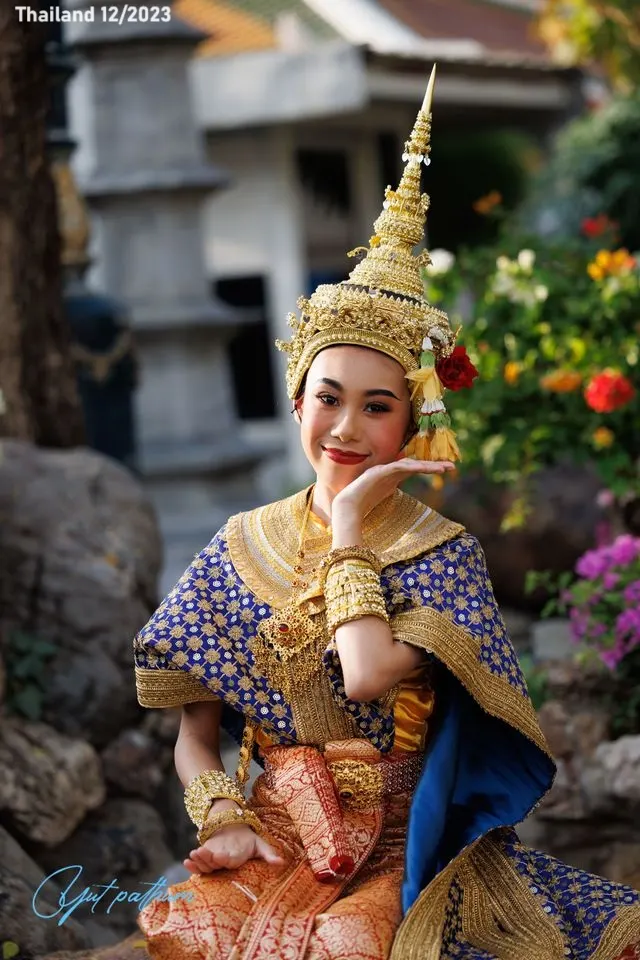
225, 484, 464, 609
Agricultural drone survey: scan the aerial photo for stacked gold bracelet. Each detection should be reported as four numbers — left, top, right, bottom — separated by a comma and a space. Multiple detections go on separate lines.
184, 769, 246, 831
322, 547, 389, 634
197, 807, 264, 846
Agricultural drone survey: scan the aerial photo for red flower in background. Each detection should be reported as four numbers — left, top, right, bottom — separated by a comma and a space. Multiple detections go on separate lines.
581, 214, 617, 239
584, 370, 635, 413
436, 346, 479, 391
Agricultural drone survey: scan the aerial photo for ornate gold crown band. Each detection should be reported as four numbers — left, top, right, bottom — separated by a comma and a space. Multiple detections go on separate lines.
276, 65, 467, 463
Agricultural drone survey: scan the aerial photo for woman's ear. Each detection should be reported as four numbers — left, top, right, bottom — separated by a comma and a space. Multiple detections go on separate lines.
292, 396, 303, 424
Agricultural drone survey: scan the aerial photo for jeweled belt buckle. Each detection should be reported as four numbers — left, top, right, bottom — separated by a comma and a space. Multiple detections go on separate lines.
326, 758, 385, 811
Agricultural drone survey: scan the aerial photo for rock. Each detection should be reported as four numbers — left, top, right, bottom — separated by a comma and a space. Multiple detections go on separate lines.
0, 718, 105, 846
531, 619, 574, 662
36, 798, 174, 941
538, 701, 573, 759
584, 736, 640, 808
101, 729, 164, 800
152, 766, 197, 860
600, 841, 640, 889
139, 706, 181, 746
0, 440, 162, 746
535, 699, 612, 822
501, 608, 534, 652
543, 658, 617, 705
44, 649, 140, 748
37, 932, 146, 960
0, 825, 89, 954
426, 463, 603, 608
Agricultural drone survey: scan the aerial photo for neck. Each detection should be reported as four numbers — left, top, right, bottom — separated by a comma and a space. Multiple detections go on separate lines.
309, 479, 337, 527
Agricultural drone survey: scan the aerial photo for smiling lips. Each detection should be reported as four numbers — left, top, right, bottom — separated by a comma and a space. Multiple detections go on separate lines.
322, 446, 369, 464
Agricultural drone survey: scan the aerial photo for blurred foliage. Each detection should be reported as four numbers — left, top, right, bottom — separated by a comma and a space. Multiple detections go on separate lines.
427, 130, 537, 252
4, 629, 57, 721
537, 0, 640, 89
521, 90, 640, 251
425, 231, 640, 520
518, 653, 551, 712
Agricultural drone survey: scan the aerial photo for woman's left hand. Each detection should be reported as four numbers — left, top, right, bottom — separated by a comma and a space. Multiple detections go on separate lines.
332, 457, 455, 525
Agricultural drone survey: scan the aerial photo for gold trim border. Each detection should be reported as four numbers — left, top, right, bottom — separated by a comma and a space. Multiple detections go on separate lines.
392, 830, 640, 959
390, 607, 552, 758
135, 665, 217, 708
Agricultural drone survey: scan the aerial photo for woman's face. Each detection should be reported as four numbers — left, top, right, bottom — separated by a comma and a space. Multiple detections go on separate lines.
294, 345, 413, 492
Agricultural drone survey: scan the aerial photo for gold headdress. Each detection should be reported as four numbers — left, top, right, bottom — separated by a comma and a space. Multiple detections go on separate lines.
276, 66, 464, 462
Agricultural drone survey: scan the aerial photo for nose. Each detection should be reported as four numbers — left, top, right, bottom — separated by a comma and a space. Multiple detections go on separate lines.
330, 406, 359, 443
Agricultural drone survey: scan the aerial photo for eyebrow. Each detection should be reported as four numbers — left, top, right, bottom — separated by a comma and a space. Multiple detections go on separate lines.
314, 377, 401, 400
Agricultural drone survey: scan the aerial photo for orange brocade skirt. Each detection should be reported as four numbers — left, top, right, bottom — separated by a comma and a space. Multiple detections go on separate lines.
137, 740, 416, 960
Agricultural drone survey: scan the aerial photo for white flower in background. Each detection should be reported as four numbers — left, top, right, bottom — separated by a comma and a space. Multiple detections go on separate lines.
517, 249, 536, 272
496, 255, 511, 273
425, 248, 455, 276
534, 284, 549, 302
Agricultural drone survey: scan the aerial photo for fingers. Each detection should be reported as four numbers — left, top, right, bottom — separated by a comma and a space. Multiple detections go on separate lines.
395, 457, 455, 472
186, 848, 215, 873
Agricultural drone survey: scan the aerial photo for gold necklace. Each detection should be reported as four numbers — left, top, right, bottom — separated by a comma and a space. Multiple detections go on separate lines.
249, 485, 328, 699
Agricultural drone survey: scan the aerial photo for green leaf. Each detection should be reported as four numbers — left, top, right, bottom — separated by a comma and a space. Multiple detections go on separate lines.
12, 686, 43, 722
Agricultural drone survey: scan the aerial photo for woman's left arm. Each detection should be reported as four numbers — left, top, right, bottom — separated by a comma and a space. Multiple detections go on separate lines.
330, 510, 423, 702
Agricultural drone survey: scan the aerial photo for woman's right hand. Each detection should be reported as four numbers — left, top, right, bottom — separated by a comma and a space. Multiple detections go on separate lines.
184, 822, 284, 874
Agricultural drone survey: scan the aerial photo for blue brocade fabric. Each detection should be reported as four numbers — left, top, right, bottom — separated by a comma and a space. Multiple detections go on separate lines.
133, 516, 640, 957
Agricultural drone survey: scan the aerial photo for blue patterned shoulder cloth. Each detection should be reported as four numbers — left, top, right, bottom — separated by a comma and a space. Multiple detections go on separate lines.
132, 484, 464, 745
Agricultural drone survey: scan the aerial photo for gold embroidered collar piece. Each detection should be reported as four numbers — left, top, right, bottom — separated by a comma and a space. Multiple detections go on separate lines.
225, 484, 464, 609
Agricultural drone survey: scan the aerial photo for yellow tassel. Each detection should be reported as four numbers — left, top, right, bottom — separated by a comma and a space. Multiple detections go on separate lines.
405, 431, 432, 460
405, 367, 442, 403
430, 427, 461, 462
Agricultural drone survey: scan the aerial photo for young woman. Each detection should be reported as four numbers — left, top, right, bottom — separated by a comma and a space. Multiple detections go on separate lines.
130, 75, 640, 960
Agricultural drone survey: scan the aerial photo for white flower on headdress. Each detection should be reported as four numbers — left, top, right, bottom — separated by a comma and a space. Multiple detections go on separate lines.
427, 326, 446, 342
517, 249, 536, 273
424, 248, 455, 276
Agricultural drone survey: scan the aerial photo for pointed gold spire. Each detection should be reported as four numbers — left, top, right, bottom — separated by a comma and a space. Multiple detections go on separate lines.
344, 65, 437, 300
276, 63, 454, 418
421, 63, 437, 116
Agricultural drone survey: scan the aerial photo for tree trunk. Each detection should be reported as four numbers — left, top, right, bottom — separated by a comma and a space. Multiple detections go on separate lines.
0, 8, 84, 447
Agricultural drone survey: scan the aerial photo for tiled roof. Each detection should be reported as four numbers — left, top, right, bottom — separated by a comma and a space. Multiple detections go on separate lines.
173, 0, 275, 56
379, 0, 549, 61
174, 0, 334, 57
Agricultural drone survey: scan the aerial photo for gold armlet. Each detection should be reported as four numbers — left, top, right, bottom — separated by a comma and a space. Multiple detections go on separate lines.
324, 562, 390, 634
318, 545, 382, 588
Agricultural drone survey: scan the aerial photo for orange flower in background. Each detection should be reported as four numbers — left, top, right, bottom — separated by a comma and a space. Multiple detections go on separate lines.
587, 248, 636, 281
581, 214, 617, 239
473, 190, 502, 215
592, 426, 615, 449
539, 369, 583, 393
504, 361, 522, 386
584, 370, 635, 413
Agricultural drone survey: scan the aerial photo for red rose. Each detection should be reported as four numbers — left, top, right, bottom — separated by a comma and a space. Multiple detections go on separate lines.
436, 345, 479, 391
584, 370, 635, 413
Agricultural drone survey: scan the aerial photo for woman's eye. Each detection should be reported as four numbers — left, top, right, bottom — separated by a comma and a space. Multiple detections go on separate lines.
317, 394, 338, 405
366, 403, 389, 414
